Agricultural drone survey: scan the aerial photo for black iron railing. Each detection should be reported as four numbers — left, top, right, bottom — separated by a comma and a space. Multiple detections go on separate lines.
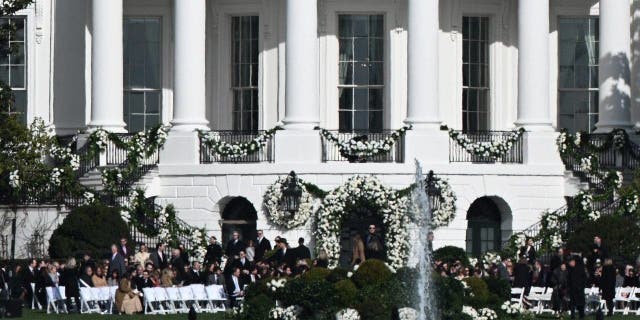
106, 134, 134, 165
320, 130, 405, 163
449, 131, 524, 163
199, 130, 275, 163
76, 141, 99, 178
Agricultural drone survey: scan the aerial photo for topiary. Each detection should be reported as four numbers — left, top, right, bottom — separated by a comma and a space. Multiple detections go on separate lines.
48, 204, 130, 259
433, 246, 470, 266
333, 279, 358, 308
462, 277, 490, 308
326, 267, 349, 283
351, 259, 392, 288
278, 276, 337, 318
301, 267, 330, 282
565, 215, 640, 264
355, 282, 394, 320
238, 293, 274, 320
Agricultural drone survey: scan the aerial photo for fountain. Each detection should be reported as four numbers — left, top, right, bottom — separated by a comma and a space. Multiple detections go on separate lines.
411, 159, 437, 320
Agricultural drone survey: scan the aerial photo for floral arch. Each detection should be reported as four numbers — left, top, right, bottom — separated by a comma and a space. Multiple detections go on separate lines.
314, 175, 410, 269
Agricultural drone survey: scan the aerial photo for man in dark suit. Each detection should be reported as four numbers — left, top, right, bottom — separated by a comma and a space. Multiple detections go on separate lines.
497, 257, 511, 281
204, 236, 223, 266
276, 239, 297, 267
170, 248, 186, 284
295, 237, 311, 261
254, 230, 272, 261
107, 244, 126, 279
208, 266, 225, 286
225, 267, 245, 307
118, 237, 132, 259
365, 224, 384, 260
150, 243, 168, 270
226, 231, 246, 258
188, 261, 204, 285
22, 259, 37, 308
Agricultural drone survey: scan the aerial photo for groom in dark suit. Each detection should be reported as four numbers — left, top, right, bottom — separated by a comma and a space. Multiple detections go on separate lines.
108, 244, 126, 278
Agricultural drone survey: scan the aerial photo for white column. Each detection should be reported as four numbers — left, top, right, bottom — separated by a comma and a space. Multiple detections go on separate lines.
282, 0, 319, 130
88, 0, 126, 132
515, 0, 552, 131
405, 0, 440, 130
171, 0, 209, 131
596, 0, 633, 132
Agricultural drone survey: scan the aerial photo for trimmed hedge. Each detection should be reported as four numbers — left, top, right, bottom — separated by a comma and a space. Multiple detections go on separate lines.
351, 259, 392, 288
433, 246, 470, 266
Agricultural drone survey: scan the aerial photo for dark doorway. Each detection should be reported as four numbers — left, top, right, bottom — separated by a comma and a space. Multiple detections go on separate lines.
221, 197, 258, 249
338, 205, 384, 267
466, 197, 502, 256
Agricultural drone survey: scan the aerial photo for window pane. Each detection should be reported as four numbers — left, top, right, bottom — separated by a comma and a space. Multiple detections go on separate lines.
10, 65, 24, 88
0, 17, 27, 122
339, 111, 352, 132
462, 16, 490, 132
354, 88, 368, 111
231, 16, 260, 131
339, 88, 353, 110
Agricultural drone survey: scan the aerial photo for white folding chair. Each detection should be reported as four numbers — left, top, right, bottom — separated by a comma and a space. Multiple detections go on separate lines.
585, 287, 604, 314
537, 287, 554, 314
46, 286, 67, 314
79, 287, 101, 314
510, 287, 525, 309
30, 283, 41, 310
614, 287, 634, 315
628, 287, 640, 315
205, 285, 227, 313
108, 286, 118, 313
525, 286, 544, 312
179, 286, 199, 312
142, 288, 162, 315
166, 287, 187, 313
93, 286, 111, 313
154, 287, 176, 314
191, 284, 213, 313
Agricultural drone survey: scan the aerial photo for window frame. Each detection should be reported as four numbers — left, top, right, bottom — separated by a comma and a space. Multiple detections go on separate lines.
461, 16, 491, 132
230, 15, 260, 132
0, 15, 28, 123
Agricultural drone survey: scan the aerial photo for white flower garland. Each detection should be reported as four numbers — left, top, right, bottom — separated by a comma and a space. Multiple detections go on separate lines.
462, 306, 498, 320
263, 176, 315, 229
320, 126, 411, 159
335, 308, 360, 320
198, 126, 281, 159
315, 175, 409, 270
501, 301, 524, 315
449, 127, 525, 159
430, 176, 457, 228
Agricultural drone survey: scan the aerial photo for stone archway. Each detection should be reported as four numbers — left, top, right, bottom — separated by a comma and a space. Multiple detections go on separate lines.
465, 196, 512, 256
338, 205, 385, 267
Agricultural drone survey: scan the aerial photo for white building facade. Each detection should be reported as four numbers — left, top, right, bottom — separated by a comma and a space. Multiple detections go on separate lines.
4, 0, 638, 259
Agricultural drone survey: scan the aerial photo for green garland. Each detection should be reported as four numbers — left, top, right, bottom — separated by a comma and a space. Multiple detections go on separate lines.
198, 126, 282, 159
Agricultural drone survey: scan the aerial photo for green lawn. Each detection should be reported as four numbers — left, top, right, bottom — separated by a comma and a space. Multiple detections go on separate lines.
21, 309, 228, 319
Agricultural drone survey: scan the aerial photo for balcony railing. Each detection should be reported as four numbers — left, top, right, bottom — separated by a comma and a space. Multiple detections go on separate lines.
321, 130, 405, 163
449, 130, 524, 163
106, 134, 134, 165
199, 130, 275, 163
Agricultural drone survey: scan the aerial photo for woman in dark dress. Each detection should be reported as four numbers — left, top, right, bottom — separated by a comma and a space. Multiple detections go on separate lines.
601, 258, 616, 317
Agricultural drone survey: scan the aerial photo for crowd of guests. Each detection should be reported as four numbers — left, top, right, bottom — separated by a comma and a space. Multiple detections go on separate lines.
433, 235, 636, 319
0, 228, 332, 315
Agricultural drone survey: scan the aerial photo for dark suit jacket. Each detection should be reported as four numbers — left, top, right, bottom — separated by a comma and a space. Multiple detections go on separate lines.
108, 252, 126, 278
225, 275, 245, 296
226, 240, 246, 258
118, 244, 133, 258
186, 270, 204, 285
204, 243, 223, 265
254, 238, 272, 261
170, 256, 186, 283
150, 251, 168, 270
295, 245, 311, 260
277, 248, 297, 267
233, 258, 252, 272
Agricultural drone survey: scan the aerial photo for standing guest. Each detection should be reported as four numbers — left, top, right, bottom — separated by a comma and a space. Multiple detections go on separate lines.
551, 263, 568, 315
108, 244, 126, 279
254, 230, 272, 261
119, 238, 131, 258
550, 247, 567, 274
21, 259, 37, 309
427, 232, 434, 253
79, 253, 96, 274
295, 237, 311, 261
61, 258, 80, 312
179, 244, 190, 265
497, 258, 511, 281
133, 244, 150, 265
92, 266, 108, 287
8, 265, 25, 301
601, 258, 616, 317
567, 256, 587, 320
365, 224, 384, 260
351, 234, 366, 266
276, 239, 297, 268
519, 238, 537, 265
115, 278, 143, 315
589, 236, 608, 274
204, 236, 223, 266
79, 266, 93, 287
246, 240, 256, 262
170, 248, 186, 284
226, 231, 246, 258
512, 257, 531, 289
150, 243, 168, 270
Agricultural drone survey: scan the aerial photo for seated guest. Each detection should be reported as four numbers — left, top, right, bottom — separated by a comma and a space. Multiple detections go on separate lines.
160, 268, 175, 287
134, 244, 150, 266
79, 266, 93, 287
114, 278, 142, 315
150, 270, 161, 287
45, 264, 59, 287
206, 266, 225, 286
188, 261, 204, 285
107, 270, 119, 287
92, 266, 108, 287
225, 267, 245, 307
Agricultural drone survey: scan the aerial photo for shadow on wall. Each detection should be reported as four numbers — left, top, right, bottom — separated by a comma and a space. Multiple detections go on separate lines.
632, 1, 640, 125
599, 52, 631, 116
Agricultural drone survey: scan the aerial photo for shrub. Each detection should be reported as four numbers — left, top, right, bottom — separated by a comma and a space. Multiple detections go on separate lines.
433, 246, 470, 266
351, 259, 392, 288
326, 267, 349, 283
48, 204, 130, 259
462, 277, 490, 307
565, 215, 640, 264
301, 267, 330, 282
356, 283, 394, 320
279, 276, 336, 318
333, 279, 358, 308
483, 277, 510, 301
434, 274, 465, 319
238, 294, 274, 320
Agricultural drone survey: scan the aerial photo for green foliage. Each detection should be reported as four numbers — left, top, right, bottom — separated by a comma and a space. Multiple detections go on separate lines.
48, 204, 130, 259
566, 214, 640, 263
351, 259, 393, 288
278, 276, 337, 318
433, 275, 465, 320
301, 267, 330, 282
236, 294, 273, 320
333, 279, 358, 308
462, 277, 490, 307
483, 277, 511, 301
326, 267, 349, 283
433, 246, 470, 266
355, 282, 395, 320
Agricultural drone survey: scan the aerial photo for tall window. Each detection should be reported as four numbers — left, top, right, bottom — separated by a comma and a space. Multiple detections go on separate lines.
123, 17, 162, 132
338, 14, 384, 132
558, 17, 599, 133
462, 17, 490, 132
0, 17, 26, 123
231, 16, 259, 132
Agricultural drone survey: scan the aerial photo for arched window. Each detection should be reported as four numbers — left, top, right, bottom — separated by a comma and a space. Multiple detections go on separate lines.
220, 197, 258, 246
466, 197, 502, 256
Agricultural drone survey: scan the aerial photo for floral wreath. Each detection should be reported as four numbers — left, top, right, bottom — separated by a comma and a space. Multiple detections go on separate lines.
428, 174, 457, 228
447, 127, 525, 159
198, 126, 281, 159
263, 175, 315, 229
315, 175, 409, 270
319, 126, 411, 159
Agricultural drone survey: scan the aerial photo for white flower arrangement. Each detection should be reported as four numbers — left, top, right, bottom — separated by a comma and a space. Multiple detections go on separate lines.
320, 126, 411, 159
397, 307, 418, 320
267, 278, 287, 292
430, 176, 457, 228
580, 156, 596, 172
574, 132, 582, 146
50, 168, 64, 186
462, 306, 479, 319
269, 305, 298, 320
8, 170, 19, 188
556, 131, 568, 153
463, 306, 498, 320
449, 128, 525, 159
515, 233, 526, 248
335, 308, 360, 320
198, 126, 281, 159
468, 257, 478, 267
314, 175, 410, 270
623, 194, 640, 214
263, 175, 315, 229
83, 191, 95, 204
481, 251, 501, 269
612, 130, 627, 149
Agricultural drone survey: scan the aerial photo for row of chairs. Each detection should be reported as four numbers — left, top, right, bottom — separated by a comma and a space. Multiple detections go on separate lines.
511, 287, 554, 314
511, 286, 640, 315
45, 284, 228, 315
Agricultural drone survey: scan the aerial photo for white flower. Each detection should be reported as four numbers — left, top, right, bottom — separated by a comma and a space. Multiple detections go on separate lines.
9, 170, 20, 188
397, 307, 418, 320
269, 305, 298, 320
335, 308, 360, 320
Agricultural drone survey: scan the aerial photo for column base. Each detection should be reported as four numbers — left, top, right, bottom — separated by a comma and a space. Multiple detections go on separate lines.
513, 120, 554, 132
274, 129, 322, 164
404, 130, 449, 164
523, 131, 563, 165
159, 130, 201, 165
403, 117, 442, 131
